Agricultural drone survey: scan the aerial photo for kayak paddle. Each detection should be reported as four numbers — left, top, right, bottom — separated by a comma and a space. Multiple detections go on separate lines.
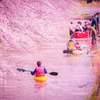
67, 34, 73, 39
47, 72, 58, 76
17, 68, 58, 76
17, 68, 31, 72
63, 46, 96, 53
63, 49, 75, 53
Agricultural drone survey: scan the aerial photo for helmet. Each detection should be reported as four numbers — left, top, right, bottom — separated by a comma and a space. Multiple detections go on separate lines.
71, 35, 74, 39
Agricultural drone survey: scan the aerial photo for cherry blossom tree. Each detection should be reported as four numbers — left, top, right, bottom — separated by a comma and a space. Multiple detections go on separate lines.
0, 0, 81, 83
0, 0, 79, 53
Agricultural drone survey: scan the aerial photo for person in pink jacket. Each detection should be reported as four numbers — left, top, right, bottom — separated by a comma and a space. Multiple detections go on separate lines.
75, 42, 82, 50
31, 61, 47, 77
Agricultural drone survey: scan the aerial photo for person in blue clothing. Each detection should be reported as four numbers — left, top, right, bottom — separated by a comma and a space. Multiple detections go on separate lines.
83, 21, 88, 31
31, 61, 47, 77
92, 14, 97, 30
96, 12, 99, 32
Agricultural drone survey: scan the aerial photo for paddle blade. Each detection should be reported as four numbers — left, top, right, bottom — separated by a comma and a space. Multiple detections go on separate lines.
67, 36, 71, 39
63, 50, 70, 53
63, 49, 75, 53
67, 34, 74, 39
49, 72, 58, 76
17, 68, 25, 72
17, 68, 31, 72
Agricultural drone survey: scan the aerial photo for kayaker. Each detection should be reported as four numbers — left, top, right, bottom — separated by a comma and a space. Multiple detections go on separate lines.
31, 61, 47, 77
75, 42, 82, 50
67, 35, 76, 51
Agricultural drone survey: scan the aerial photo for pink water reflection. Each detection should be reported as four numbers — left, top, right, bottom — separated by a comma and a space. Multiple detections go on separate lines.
0, 36, 97, 100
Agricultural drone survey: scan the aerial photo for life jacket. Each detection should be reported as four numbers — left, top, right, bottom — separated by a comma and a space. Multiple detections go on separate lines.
76, 46, 81, 50
36, 66, 45, 77
68, 42, 75, 50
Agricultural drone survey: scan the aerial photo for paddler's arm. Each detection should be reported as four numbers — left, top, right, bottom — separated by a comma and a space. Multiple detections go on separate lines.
31, 68, 37, 75
44, 68, 48, 74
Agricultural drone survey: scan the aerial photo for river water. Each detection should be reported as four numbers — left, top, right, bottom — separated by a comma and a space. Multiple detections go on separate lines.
0, 26, 99, 100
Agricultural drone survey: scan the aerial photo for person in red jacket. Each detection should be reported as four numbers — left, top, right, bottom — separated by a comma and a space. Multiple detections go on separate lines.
75, 42, 82, 50
31, 61, 47, 77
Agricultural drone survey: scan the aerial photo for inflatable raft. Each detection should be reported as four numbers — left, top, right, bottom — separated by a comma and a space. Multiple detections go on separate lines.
74, 31, 91, 38
72, 50, 82, 55
34, 76, 47, 82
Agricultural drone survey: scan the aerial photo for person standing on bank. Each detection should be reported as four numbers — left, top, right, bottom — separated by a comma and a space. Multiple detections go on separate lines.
96, 12, 99, 32
90, 23, 97, 45
92, 14, 98, 30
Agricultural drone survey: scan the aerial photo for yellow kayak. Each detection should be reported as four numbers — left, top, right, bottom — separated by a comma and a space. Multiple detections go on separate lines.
72, 50, 82, 55
34, 76, 47, 82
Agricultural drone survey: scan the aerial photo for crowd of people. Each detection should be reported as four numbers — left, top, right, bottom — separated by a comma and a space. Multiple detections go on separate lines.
68, 12, 99, 51
69, 12, 99, 35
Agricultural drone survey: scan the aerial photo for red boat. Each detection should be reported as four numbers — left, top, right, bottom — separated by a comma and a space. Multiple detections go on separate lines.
73, 31, 91, 38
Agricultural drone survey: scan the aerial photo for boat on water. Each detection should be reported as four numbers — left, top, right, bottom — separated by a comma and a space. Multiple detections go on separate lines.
72, 50, 82, 55
63, 49, 82, 55
73, 31, 91, 38
34, 76, 47, 82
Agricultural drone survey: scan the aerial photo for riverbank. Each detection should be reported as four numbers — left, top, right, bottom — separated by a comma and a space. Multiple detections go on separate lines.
89, 48, 100, 100
97, 84, 100, 100
79, 1, 100, 7
71, 7, 100, 99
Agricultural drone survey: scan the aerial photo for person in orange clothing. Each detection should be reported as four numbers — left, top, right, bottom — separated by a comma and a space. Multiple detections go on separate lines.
67, 35, 76, 50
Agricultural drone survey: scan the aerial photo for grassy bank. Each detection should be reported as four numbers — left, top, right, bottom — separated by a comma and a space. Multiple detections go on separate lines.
89, 51, 100, 100
90, 81, 100, 100
79, 1, 100, 7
